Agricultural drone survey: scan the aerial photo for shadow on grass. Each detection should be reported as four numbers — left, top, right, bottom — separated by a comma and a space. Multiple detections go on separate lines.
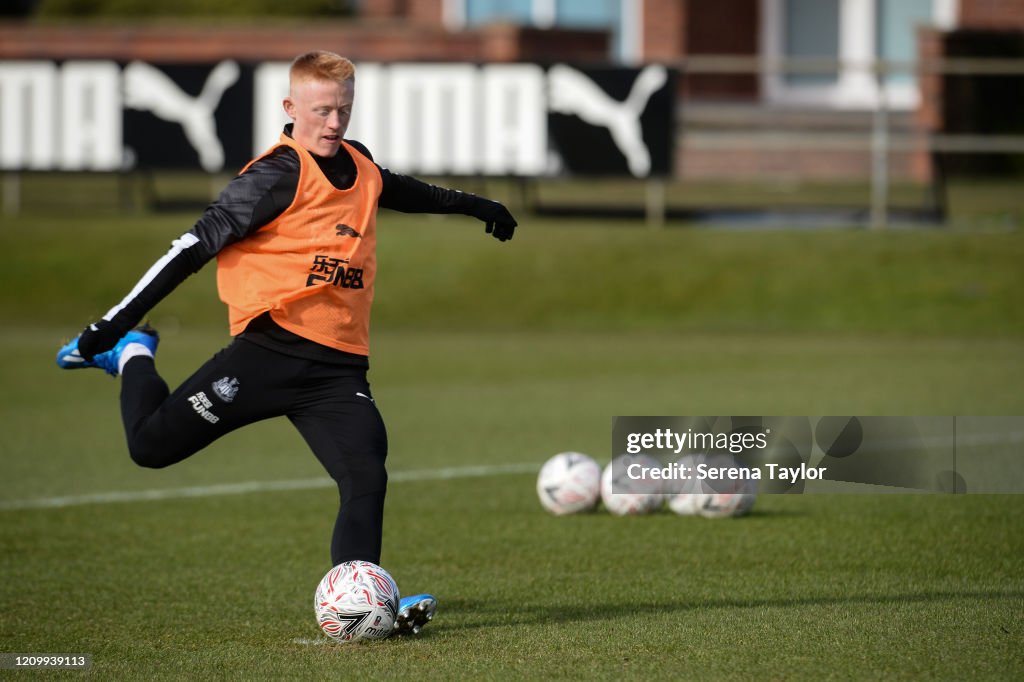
436, 589, 1024, 633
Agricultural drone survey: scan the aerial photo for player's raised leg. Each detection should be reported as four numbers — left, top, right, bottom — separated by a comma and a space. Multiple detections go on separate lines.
119, 339, 298, 469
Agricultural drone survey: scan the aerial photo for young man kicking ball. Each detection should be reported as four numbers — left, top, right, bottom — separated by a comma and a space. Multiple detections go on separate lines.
57, 50, 517, 636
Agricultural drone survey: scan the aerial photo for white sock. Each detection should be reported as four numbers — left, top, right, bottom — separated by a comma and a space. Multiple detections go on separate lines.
118, 342, 154, 375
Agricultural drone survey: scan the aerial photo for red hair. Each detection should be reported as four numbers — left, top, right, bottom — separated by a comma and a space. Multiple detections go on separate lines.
290, 50, 355, 85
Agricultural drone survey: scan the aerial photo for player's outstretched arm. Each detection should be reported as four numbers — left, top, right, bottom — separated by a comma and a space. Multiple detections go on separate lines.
75, 236, 200, 360
467, 196, 517, 242
347, 140, 517, 242
377, 170, 517, 242
69, 148, 302, 361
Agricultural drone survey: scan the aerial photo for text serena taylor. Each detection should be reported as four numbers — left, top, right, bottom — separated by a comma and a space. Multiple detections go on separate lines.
626, 461, 827, 482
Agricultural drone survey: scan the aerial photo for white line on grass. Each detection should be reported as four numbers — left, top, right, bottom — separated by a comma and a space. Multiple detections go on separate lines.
7, 429, 1020, 512
293, 638, 332, 646
0, 462, 539, 512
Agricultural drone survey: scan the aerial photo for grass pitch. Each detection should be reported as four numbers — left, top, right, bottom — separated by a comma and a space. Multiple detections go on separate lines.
3, 476, 1021, 679
1, 208, 1023, 678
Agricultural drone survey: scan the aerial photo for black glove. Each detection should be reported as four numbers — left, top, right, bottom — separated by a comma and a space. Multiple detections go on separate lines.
470, 198, 517, 242
77, 320, 126, 361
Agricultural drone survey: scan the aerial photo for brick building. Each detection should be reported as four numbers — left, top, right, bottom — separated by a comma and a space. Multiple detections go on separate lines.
2, 0, 1022, 181
359, 0, 1023, 182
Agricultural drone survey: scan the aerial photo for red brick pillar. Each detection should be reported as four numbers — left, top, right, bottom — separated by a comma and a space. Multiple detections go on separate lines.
643, 0, 688, 61
913, 28, 946, 182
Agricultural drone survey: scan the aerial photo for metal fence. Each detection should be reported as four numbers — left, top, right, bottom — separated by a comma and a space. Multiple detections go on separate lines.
670, 55, 1024, 229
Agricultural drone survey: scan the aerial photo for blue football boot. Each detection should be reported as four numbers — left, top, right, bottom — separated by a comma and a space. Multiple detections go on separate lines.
393, 594, 437, 636
56, 324, 159, 377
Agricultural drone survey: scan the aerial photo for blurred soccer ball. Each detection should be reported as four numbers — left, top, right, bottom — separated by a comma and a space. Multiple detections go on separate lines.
314, 561, 399, 643
695, 453, 757, 519
664, 453, 705, 516
600, 454, 663, 515
536, 451, 602, 515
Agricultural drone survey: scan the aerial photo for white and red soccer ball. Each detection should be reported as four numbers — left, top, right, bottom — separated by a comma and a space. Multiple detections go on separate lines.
690, 453, 757, 518
600, 454, 663, 515
664, 453, 706, 516
314, 561, 399, 643
538, 451, 756, 518
536, 451, 602, 515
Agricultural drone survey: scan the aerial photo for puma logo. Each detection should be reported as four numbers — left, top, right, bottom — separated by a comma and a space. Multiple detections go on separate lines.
123, 60, 240, 172
548, 64, 668, 177
335, 224, 362, 238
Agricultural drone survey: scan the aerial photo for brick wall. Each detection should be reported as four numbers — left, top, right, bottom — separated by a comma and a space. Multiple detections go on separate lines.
0, 21, 602, 63
642, 0, 687, 61
686, 0, 758, 54
912, 28, 946, 181
959, 0, 1024, 29
360, 0, 404, 19
0, 22, 481, 62
678, 146, 920, 182
684, 0, 759, 99
406, 0, 444, 26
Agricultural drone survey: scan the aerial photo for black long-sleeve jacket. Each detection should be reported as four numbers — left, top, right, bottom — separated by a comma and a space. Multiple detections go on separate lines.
102, 131, 490, 365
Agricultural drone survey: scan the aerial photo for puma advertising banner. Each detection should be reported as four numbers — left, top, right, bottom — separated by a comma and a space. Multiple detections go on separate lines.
0, 60, 675, 177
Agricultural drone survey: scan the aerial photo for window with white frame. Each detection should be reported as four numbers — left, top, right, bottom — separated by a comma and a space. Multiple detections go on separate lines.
761, 0, 958, 109
444, 0, 643, 63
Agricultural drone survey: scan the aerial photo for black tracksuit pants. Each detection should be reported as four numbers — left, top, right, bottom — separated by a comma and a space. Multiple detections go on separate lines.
119, 338, 388, 566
